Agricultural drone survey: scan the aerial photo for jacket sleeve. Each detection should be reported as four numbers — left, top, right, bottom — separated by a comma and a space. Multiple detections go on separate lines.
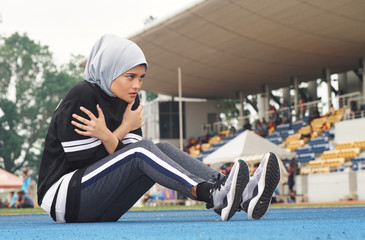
116, 95, 143, 150
55, 96, 107, 162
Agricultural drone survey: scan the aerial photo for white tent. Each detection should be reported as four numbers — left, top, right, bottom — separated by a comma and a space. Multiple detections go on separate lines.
203, 130, 295, 180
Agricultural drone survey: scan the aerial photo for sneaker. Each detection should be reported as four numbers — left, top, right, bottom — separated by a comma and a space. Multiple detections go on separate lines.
240, 152, 280, 220
208, 160, 250, 221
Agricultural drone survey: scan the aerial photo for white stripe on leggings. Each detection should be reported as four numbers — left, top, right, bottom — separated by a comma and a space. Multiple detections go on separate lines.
81, 147, 198, 187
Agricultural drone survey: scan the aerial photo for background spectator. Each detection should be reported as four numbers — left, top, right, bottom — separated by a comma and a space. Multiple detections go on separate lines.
309, 106, 320, 123
15, 190, 34, 208
254, 120, 266, 137
243, 119, 252, 131
8, 191, 17, 208
21, 170, 34, 195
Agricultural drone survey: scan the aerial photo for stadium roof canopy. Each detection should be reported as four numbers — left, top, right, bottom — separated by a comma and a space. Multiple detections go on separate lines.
130, 0, 365, 99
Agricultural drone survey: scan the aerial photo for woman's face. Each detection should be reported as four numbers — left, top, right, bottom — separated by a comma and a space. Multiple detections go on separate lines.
110, 64, 146, 103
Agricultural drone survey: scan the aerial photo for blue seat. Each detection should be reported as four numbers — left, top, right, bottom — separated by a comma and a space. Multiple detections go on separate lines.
276, 123, 291, 131
308, 136, 329, 146
212, 141, 226, 148
323, 129, 335, 138
223, 134, 236, 141
337, 166, 345, 172
291, 121, 306, 131
296, 146, 312, 154
351, 157, 365, 170
267, 136, 282, 144
268, 132, 280, 138
297, 152, 315, 163
312, 143, 330, 153
279, 129, 294, 138
267, 131, 283, 144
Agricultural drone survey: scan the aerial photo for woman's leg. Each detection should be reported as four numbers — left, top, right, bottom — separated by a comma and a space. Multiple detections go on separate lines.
156, 142, 219, 181
76, 140, 206, 222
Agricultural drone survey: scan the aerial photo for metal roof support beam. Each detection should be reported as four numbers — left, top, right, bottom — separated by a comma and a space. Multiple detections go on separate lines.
323, 68, 332, 107
292, 77, 299, 121
178, 67, 183, 150
362, 58, 365, 100
282, 87, 290, 106
354, 58, 364, 81
308, 80, 318, 101
265, 84, 270, 121
257, 93, 266, 121
238, 91, 245, 127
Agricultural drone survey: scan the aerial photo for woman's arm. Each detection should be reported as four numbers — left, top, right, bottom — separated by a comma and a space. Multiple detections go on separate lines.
71, 104, 119, 154
113, 101, 144, 140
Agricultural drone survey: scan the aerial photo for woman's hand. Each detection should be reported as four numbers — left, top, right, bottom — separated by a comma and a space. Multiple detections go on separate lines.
112, 101, 144, 141
71, 104, 118, 154
122, 101, 144, 132
71, 104, 110, 140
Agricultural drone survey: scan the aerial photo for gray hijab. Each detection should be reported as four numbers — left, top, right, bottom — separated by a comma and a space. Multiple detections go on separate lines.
84, 34, 148, 97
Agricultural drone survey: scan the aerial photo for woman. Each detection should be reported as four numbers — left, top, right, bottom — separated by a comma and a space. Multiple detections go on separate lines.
37, 34, 280, 223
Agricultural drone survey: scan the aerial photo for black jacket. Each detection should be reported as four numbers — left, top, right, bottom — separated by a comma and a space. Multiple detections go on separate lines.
37, 81, 142, 205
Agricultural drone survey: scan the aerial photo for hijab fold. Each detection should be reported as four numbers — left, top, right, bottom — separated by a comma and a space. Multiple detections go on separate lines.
84, 34, 148, 97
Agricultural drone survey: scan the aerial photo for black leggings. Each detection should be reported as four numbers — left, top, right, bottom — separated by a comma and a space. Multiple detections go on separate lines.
76, 140, 218, 222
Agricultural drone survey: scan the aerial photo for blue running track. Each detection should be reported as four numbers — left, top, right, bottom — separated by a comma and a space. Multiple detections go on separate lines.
1, 207, 364, 239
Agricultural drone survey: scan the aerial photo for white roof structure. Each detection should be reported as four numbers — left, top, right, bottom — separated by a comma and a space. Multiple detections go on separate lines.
130, 0, 365, 98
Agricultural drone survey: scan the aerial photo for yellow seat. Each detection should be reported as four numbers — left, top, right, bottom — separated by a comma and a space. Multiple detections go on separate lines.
189, 149, 200, 157
354, 139, 365, 149
286, 133, 301, 142
336, 141, 354, 150
219, 130, 230, 137
298, 125, 311, 135
311, 117, 327, 132
201, 143, 211, 151
286, 139, 304, 151
208, 136, 221, 145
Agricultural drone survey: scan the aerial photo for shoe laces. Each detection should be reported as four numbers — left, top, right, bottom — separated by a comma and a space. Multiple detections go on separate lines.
205, 174, 228, 209
210, 174, 227, 193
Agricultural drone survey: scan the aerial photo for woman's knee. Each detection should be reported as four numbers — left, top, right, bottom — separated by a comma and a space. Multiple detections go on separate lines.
139, 139, 157, 149
156, 141, 172, 150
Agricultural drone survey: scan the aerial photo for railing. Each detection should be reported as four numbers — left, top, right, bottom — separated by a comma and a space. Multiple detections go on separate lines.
221, 92, 365, 130
144, 92, 365, 140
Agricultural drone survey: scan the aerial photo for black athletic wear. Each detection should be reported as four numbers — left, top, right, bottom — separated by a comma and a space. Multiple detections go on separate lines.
37, 81, 141, 205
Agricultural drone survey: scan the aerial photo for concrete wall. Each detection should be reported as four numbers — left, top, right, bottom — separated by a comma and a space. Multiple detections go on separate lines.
185, 100, 223, 139
295, 171, 364, 202
357, 171, 365, 200
338, 71, 361, 95
307, 172, 354, 202
335, 118, 365, 143
159, 100, 223, 148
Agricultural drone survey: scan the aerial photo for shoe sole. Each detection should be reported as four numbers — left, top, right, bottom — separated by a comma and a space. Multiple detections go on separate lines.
247, 152, 280, 220
221, 160, 250, 221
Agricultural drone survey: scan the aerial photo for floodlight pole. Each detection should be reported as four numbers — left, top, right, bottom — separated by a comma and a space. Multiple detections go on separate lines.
178, 67, 183, 150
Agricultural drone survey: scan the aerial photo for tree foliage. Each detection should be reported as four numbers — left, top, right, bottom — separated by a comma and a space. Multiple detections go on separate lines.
223, 98, 239, 120
0, 33, 83, 175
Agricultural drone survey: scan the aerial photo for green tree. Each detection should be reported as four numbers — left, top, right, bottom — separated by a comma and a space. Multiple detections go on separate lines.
223, 98, 239, 120
0, 33, 83, 175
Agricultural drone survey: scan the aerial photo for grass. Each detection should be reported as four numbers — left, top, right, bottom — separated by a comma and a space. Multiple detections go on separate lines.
1, 201, 365, 215
0, 208, 47, 215
271, 201, 365, 208
0, 205, 206, 215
